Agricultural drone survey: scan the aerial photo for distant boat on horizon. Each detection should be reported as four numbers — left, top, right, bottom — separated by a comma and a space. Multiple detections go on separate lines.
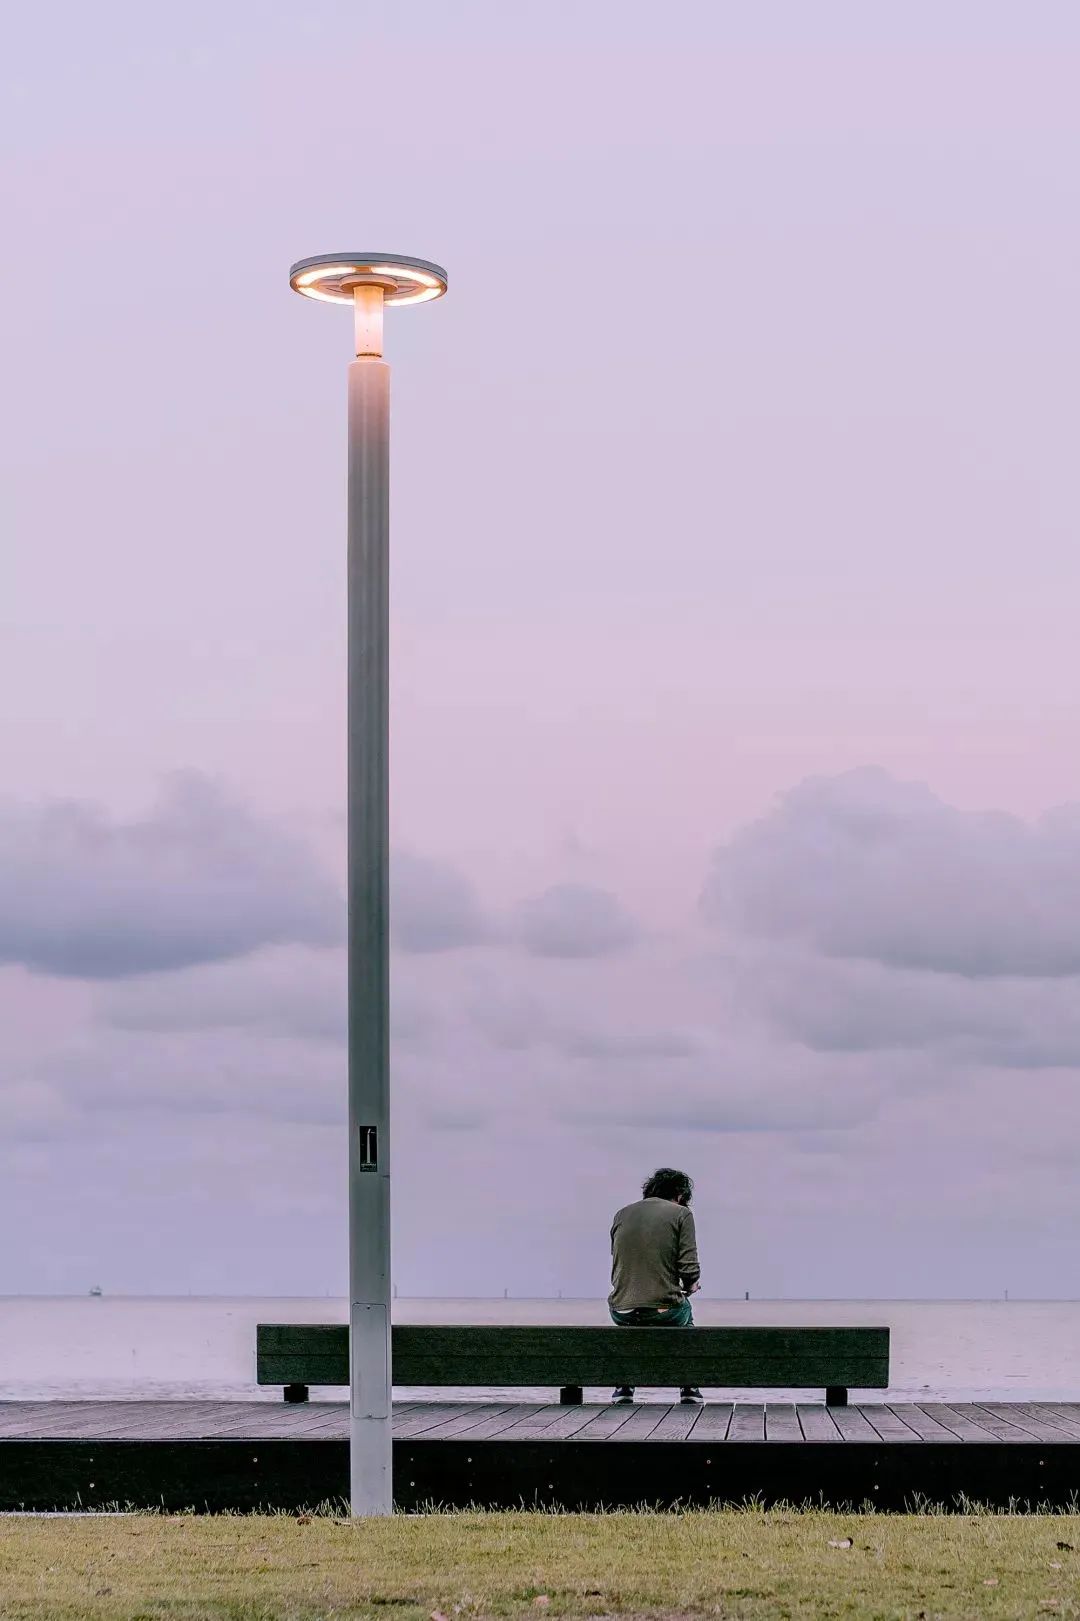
89, 1285, 103, 1297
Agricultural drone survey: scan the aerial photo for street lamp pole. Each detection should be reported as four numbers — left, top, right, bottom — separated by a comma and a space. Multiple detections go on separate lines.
289, 253, 447, 1517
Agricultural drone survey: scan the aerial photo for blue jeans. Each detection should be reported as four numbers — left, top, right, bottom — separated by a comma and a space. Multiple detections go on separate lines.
609, 1299, 694, 1328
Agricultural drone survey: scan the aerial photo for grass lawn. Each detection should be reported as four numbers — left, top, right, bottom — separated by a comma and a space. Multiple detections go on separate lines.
2, 1508, 1080, 1619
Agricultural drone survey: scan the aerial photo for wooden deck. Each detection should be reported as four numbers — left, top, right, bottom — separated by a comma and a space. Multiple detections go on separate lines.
10, 1398, 1080, 1444
3, 1401, 1080, 1511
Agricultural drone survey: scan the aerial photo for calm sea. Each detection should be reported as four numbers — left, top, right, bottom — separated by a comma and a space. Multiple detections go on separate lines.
1, 1297, 1078, 1405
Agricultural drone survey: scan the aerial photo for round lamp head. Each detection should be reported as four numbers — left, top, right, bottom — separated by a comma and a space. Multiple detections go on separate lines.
289, 254, 447, 307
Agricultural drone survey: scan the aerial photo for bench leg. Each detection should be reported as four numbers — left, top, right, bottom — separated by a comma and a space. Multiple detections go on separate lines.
560, 1385, 584, 1405
284, 1383, 310, 1404
825, 1386, 848, 1407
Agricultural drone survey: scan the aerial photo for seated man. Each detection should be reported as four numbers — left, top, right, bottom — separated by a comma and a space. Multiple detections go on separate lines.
608, 1167, 702, 1405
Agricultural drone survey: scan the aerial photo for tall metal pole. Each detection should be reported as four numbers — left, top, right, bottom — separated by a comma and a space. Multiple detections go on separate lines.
289, 252, 446, 1519
347, 283, 392, 1516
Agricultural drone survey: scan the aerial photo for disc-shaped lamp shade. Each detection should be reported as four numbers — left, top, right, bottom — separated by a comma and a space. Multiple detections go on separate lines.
289, 254, 447, 307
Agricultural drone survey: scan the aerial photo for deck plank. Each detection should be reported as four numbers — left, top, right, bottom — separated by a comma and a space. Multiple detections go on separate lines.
727, 1404, 765, 1442
391, 1404, 480, 1438
607, 1404, 670, 1440
486, 1404, 577, 1440
0, 1403, 120, 1439
858, 1406, 921, 1442
166, 1403, 342, 1439
1023, 1405, 1080, 1440
826, 1405, 881, 1442
519, 1404, 611, 1440
646, 1403, 704, 1441
408, 1404, 518, 1440
797, 1405, 842, 1441
573, 1405, 639, 1440
0, 1402, 184, 1439
917, 1404, 998, 1442
686, 1403, 733, 1442
952, 1405, 1044, 1441
765, 1403, 802, 1442
880, 1405, 956, 1441
436, 1404, 558, 1441
976, 1404, 1080, 1443
102, 1403, 264, 1439
1036, 1404, 1080, 1438
0, 1403, 58, 1438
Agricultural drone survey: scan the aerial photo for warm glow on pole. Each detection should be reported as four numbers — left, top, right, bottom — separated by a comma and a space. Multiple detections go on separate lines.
288, 251, 446, 1517
350, 283, 385, 359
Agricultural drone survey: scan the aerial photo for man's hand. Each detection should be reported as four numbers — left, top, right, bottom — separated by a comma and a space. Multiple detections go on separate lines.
685, 1281, 701, 1295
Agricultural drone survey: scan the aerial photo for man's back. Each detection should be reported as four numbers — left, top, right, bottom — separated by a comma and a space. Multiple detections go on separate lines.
609, 1195, 700, 1312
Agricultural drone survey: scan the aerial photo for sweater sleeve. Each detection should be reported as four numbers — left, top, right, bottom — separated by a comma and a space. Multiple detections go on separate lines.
677, 1208, 700, 1287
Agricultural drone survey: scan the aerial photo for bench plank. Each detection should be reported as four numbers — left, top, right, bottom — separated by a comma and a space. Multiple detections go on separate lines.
257, 1323, 889, 1391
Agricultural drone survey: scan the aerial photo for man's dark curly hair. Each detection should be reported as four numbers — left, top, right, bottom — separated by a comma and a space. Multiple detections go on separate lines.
642, 1167, 693, 1205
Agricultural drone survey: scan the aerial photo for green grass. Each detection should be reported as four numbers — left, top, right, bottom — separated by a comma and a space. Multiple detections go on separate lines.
2, 1507, 1080, 1619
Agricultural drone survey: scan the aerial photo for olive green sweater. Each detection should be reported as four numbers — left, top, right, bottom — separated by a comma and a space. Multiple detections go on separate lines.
608, 1197, 701, 1311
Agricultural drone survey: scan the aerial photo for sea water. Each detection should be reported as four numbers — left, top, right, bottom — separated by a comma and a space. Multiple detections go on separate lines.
2, 1296, 1079, 1404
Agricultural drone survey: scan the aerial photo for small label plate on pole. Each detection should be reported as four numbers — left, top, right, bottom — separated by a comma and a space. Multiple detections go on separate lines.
358, 1125, 378, 1172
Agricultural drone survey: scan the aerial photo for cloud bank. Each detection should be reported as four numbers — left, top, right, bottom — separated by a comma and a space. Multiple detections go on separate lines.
702, 766, 1080, 977
6, 766, 1080, 1294
513, 882, 637, 958
390, 853, 488, 953
0, 773, 342, 978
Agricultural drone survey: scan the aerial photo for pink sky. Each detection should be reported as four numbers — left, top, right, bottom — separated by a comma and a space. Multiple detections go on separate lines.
2, 1, 1079, 1297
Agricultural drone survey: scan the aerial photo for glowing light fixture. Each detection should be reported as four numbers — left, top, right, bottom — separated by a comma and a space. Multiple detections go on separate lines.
289, 253, 448, 306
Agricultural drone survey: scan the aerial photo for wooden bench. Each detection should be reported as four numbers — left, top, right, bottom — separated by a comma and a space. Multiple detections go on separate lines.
257, 1323, 889, 1408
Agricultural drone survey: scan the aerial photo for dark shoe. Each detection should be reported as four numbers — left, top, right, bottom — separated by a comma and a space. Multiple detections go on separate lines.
611, 1386, 635, 1404
680, 1386, 703, 1404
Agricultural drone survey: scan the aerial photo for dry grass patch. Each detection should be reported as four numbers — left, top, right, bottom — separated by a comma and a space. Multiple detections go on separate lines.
1, 1508, 1080, 1619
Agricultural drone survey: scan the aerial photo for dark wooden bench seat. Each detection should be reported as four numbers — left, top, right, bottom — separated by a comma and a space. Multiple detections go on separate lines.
257, 1323, 889, 1408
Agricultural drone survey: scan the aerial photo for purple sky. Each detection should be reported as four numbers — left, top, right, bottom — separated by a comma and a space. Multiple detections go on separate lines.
3, 1, 1080, 1298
